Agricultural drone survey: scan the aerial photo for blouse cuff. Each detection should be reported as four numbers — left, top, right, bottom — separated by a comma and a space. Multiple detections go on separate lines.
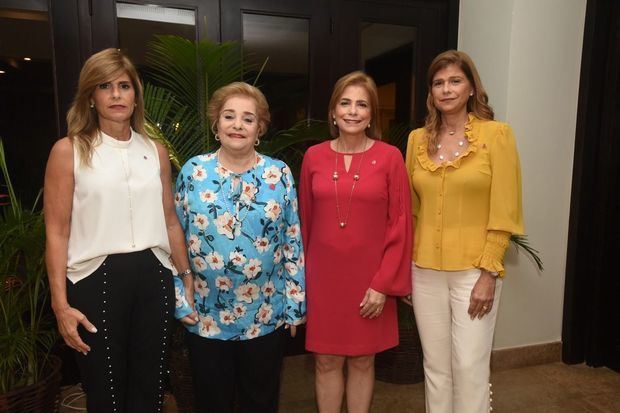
287, 316, 307, 326
173, 276, 194, 319
475, 230, 511, 277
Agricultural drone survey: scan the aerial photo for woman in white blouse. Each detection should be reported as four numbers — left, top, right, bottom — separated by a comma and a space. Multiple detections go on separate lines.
44, 48, 192, 413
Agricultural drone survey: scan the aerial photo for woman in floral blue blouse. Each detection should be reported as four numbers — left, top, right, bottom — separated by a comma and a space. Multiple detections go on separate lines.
173, 82, 306, 413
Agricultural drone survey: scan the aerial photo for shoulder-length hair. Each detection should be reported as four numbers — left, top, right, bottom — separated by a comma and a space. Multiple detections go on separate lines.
424, 50, 494, 154
66, 48, 147, 166
207, 82, 271, 137
327, 71, 381, 139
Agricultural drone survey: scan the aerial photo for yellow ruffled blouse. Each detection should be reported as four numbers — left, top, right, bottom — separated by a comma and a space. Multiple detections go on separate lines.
405, 114, 524, 276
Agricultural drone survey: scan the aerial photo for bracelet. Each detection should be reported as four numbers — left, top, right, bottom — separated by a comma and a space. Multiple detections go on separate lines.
178, 268, 193, 278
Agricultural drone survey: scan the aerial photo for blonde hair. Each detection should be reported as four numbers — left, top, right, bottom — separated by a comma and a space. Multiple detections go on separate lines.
66, 48, 147, 166
328, 71, 381, 139
207, 82, 271, 137
424, 50, 494, 154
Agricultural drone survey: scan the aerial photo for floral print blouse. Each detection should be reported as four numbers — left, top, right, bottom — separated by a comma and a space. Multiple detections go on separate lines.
173, 151, 306, 340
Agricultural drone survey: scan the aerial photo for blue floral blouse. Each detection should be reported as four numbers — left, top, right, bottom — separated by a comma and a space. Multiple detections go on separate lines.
173, 151, 306, 340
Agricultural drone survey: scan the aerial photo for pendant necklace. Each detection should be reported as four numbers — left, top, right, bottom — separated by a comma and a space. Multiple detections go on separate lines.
436, 140, 465, 161
439, 123, 466, 161
216, 149, 258, 230
333, 138, 369, 229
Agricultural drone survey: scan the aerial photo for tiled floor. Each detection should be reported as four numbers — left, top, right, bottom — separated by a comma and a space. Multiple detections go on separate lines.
60, 355, 620, 412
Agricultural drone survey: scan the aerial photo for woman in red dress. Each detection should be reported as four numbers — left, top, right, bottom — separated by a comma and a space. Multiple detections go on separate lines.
299, 71, 413, 412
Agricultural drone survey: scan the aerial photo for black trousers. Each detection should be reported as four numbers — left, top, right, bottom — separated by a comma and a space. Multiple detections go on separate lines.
186, 328, 285, 413
67, 249, 174, 413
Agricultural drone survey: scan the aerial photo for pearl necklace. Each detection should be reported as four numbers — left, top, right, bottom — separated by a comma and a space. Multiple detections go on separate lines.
333, 138, 369, 229
436, 140, 465, 161
216, 149, 258, 230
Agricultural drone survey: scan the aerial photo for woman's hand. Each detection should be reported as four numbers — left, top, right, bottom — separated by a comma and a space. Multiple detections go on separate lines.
468, 270, 497, 319
285, 324, 297, 338
360, 288, 386, 319
400, 294, 413, 307
179, 284, 199, 326
54, 306, 97, 355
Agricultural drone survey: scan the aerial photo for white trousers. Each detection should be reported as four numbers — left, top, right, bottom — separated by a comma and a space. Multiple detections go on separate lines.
412, 265, 502, 413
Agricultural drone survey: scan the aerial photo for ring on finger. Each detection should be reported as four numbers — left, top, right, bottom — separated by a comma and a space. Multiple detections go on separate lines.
482, 305, 489, 310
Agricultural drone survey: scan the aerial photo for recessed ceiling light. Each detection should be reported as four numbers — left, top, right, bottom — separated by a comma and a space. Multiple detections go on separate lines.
24, 57, 32, 61
0, 70, 5, 74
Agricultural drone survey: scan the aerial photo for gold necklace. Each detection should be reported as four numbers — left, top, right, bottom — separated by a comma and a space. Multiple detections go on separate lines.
116, 148, 136, 248
333, 138, 369, 229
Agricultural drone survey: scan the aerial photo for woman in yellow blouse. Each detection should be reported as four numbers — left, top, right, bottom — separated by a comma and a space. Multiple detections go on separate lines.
405, 50, 523, 413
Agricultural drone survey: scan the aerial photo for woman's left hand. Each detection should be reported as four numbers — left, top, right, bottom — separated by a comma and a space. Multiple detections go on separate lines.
179, 282, 199, 326
360, 288, 386, 319
285, 324, 297, 338
468, 270, 497, 319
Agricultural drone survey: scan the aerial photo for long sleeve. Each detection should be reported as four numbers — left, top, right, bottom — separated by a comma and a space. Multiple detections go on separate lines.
369, 149, 413, 296
405, 129, 421, 219
476, 123, 524, 275
299, 150, 313, 258
281, 166, 307, 325
173, 167, 193, 319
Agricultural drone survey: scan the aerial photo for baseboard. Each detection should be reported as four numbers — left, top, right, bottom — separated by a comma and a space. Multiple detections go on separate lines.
491, 341, 562, 372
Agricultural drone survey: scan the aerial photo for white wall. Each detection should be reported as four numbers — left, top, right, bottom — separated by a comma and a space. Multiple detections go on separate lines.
458, 0, 587, 349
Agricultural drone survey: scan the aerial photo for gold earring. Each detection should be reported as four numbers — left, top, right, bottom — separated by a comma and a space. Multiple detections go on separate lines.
254, 138, 260, 147
90, 102, 95, 108
333, 117, 337, 126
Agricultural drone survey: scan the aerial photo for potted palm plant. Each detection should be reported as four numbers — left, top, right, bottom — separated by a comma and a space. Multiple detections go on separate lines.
142, 35, 327, 173
0, 139, 61, 411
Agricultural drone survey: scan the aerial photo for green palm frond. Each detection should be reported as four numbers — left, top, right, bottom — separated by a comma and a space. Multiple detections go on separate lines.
144, 35, 266, 169
0, 139, 57, 393
510, 234, 544, 271
143, 35, 324, 173
143, 83, 204, 170
261, 119, 328, 155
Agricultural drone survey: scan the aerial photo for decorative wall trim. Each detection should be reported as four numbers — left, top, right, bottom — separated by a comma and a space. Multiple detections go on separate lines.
491, 341, 562, 372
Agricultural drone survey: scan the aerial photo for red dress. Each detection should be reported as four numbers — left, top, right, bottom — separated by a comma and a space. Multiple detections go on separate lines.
300, 140, 413, 355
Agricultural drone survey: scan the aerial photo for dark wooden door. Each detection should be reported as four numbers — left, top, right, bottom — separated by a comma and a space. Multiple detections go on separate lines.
333, 0, 456, 127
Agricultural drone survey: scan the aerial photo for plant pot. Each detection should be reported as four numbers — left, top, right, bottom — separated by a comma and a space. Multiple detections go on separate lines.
0, 355, 62, 413
375, 325, 424, 384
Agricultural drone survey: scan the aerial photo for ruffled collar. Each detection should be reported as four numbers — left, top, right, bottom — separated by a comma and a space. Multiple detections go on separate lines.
416, 113, 477, 171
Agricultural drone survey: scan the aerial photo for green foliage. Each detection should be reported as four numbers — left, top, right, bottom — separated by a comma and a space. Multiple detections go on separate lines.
0, 139, 57, 393
510, 234, 544, 271
142, 35, 324, 172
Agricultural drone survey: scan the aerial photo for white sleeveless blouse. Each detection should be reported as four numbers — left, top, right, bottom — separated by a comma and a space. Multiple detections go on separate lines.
66, 129, 173, 283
